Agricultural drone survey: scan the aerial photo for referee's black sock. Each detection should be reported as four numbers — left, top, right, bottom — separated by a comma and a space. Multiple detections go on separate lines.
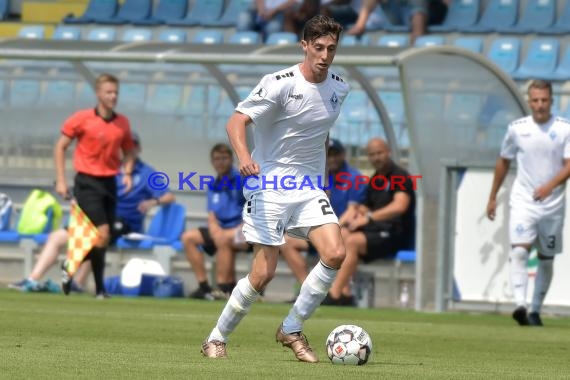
88, 247, 107, 295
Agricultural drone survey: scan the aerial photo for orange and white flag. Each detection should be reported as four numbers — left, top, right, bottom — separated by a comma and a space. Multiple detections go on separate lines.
64, 202, 99, 277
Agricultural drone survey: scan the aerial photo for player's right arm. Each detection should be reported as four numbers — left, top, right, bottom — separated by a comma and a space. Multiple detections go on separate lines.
54, 135, 73, 200
226, 112, 260, 176
487, 157, 511, 221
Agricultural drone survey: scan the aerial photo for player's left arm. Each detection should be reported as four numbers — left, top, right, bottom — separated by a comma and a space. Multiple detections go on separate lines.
534, 158, 570, 201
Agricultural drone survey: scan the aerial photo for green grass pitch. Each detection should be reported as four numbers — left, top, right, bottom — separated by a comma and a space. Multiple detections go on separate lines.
1, 290, 569, 379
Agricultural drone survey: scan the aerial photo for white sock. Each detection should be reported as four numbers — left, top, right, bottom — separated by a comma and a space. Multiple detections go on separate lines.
207, 276, 260, 343
510, 246, 529, 308
282, 260, 337, 334
530, 257, 553, 313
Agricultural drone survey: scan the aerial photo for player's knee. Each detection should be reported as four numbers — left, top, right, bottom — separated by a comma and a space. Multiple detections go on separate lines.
510, 246, 528, 263
322, 243, 345, 269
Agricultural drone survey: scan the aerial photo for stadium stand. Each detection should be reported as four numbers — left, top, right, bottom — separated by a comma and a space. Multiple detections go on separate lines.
377, 34, 409, 48
537, 0, 570, 35
40, 80, 77, 108
18, 25, 45, 39
461, 0, 519, 33
52, 26, 81, 41
63, 0, 118, 24
158, 29, 187, 43
550, 45, 570, 82
495, 0, 556, 34
414, 35, 445, 47
133, 0, 188, 26
228, 30, 262, 45
121, 28, 153, 42
265, 31, 298, 45
203, 0, 254, 27
341, 34, 371, 46
429, 0, 481, 33
512, 38, 559, 81
168, 0, 224, 27
96, 0, 153, 25
192, 29, 224, 44
145, 84, 184, 114
0, 0, 8, 21
8, 80, 41, 108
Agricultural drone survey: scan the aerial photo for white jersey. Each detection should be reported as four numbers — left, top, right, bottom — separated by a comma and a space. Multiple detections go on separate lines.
236, 64, 350, 192
500, 115, 570, 211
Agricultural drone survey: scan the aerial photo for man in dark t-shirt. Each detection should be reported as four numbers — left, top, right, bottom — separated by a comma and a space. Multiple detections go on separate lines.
324, 137, 416, 305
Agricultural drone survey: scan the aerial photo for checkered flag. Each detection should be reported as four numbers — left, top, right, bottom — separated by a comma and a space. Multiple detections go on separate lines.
63, 202, 99, 277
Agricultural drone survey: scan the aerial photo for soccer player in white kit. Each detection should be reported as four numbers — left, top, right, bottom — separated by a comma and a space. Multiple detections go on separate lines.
201, 15, 349, 362
487, 80, 570, 326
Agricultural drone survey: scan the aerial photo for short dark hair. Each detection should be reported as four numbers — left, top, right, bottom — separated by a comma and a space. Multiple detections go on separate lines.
210, 143, 233, 159
527, 79, 552, 97
302, 15, 343, 44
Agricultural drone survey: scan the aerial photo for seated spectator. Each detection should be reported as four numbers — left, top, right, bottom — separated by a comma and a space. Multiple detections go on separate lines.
280, 138, 366, 301
323, 137, 416, 305
9, 134, 175, 293
347, 0, 429, 45
283, 0, 320, 36
183, 143, 250, 300
319, 0, 360, 29
237, 0, 301, 41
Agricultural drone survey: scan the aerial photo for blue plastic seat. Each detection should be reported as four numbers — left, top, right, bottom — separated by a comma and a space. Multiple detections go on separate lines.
133, 0, 188, 25
429, 0, 481, 32
119, 82, 147, 111
158, 29, 187, 43
52, 26, 81, 40
377, 34, 409, 48
0, 0, 9, 20
228, 31, 261, 45
192, 30, 224, 44
97, 0, 153, 24
414, 35, 445, 47
486, 37, 521, 76
18, 25, 45, 39
169, 0, 224, 27
341, 34, 371, 46
495, 0, 555, 34
462, 0, 518, 33
121, 28, 152, 42
453, 36, 483, 53
63, 0, 118, 24
9, 80, 41, 108
86, 27, 116, 41
146, 84, 183, 113
512, 38, 559, 81
40, 80, 77, 107
115, 203, 186, 250
537, 1, 570, 35
266, 32, 298, 45
549, 46, 570, 81
203, 0, 254, 27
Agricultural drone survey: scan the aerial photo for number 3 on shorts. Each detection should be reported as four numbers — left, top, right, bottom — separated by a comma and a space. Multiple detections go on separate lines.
318, 198, 333, 215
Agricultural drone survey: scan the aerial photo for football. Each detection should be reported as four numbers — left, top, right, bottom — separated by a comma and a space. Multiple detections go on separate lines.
326, 324, 372, 365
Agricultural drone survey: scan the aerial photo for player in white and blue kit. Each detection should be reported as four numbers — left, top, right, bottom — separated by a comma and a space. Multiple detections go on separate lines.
487, 80, 570, 326
201, 15, 349, 362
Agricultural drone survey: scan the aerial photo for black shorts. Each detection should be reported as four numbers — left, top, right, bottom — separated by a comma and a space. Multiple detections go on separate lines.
74, 172, 117, 228
360, 224, 403, 263
198, 226, 253, 256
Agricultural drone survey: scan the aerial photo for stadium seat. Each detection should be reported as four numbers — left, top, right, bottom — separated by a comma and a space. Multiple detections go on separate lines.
266, 32, 298, 45
537, 0, 570, 35
158, 29, 187, 43
453, 37, 483, 53
341, 34, 371, 46
429, 0, 481, 32
169, 0, 224, 27
121, 28, 152, 42
86, 27, 116, 41
133, 0, 188, 25
119, 82, 147, 111
444, 93, 482, 145
495, 0, 555, 34
549, 46, 570, 82
52, 26, 81, 40
377, 34, 409, 48
203, 0, 254, 27
40, 80, 77, 108
228, 31, 262, 45
97, 0, 152, 24
115, 203, 186, 250
192, 30, 224, 44
63, 0, 118, 24
9, 80, 41, 108
145, 84, 183, 114
461, 0, 518, 33
512, 38, 559, 81
18, 25, 45, 39
414, 35, 445, 47
486, 37, 521, 77
0, 0, 9, 20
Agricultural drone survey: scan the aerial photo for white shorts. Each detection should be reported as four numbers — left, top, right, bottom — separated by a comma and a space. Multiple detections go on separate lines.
509, 205, 564, 255
242, 189, 339, 246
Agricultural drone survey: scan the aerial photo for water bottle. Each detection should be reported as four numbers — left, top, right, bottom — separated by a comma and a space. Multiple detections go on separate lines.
399, 282, 410, 308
